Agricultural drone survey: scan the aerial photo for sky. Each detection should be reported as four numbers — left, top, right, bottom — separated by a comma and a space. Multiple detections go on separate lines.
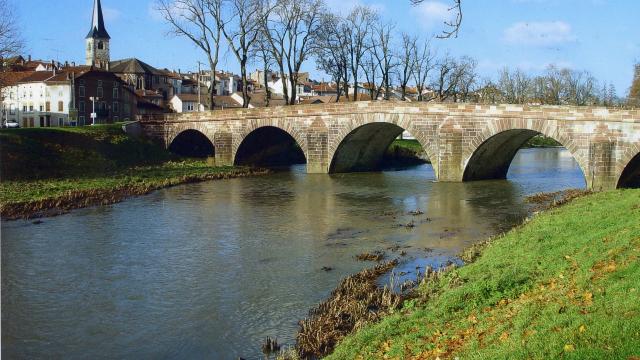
14, 0, 640, 96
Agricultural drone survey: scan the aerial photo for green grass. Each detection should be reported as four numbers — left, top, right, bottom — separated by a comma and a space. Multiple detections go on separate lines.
525, 135, 562, 148
0, 124, 172, 180
327, 190, 640, 359
0, 125, 256, 213
389, 139, 425, 154
0, 161, 240, 204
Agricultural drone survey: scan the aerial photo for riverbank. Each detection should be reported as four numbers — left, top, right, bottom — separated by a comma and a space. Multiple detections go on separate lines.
384, 139, 430, 166
323, 189, 640, 359
0, 125, 267, 220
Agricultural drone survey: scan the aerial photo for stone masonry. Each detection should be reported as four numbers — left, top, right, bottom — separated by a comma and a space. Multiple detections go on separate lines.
137, 101, 640, 190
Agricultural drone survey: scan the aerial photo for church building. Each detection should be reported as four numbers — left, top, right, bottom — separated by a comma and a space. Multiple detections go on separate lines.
85, 0, 111, 69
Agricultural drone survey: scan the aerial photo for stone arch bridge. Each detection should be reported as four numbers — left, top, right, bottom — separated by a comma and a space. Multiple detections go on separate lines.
137, 102, 640, 190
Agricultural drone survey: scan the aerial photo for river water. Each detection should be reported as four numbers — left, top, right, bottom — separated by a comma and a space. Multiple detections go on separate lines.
1, 148, 585, 359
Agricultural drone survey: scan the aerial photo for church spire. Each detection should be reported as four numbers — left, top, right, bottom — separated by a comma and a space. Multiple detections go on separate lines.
86, 0, 110, 39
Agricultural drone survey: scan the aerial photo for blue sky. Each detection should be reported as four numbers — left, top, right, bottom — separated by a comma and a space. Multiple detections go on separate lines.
15, 0, 640, 95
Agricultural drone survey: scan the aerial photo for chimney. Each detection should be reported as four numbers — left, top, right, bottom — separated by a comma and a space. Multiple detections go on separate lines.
71, 61, 76, 67
28, 55, 32, 62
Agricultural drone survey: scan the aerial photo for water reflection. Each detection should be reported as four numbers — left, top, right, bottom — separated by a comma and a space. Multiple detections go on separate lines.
1, 148, 585, 359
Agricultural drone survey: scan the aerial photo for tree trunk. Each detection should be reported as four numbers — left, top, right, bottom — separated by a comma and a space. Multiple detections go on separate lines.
263, 67, 270, 107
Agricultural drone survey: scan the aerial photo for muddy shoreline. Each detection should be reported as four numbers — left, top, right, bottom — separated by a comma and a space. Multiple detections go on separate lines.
0, 168, 270, 221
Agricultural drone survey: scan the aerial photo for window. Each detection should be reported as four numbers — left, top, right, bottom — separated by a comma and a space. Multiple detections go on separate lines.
79, 79, 85, 85
23, 105, 27, 112
79, 116, 85, 125
79, 86, 85, 97
124, 103, 130, 114
113, 87, 119, 99
46, 101, 51, 112
113, 116, 119, 122
9, 104, 15, 115
98, 41, 104, 50
97, 87, 103, 98
58, 118, 64, 127
39, 105, 44, 112
58, 101, 63, 112
29, 105, 34, 112
79, 101, 85, 113
112, 102, 119, 113
100, 101, 107, 111
98, 80, 102, 87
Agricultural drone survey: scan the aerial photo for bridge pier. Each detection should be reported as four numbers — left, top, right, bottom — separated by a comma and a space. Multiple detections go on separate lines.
589, 136, 618, 191
213, 132, 234, 167
306, 120, 329, 173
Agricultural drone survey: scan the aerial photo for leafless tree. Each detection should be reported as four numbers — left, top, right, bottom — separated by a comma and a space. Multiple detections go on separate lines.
262, 0, 325, 105
217, 0, 264, 107
498, 67, 531, 104
0, 0, 22, 61
251, 30, 274, 106
372, 22, 395, 100
398, 33, 416, 101
156, 0, 222, 109
345, 6, 378, 101
629, 62, 640, 107
432, 54, 465, 101
410, 0, 462, 39
455, 56, 477, 102
360, 51, 381, 101
314, 13, 350, 101
412, 38, 435, 102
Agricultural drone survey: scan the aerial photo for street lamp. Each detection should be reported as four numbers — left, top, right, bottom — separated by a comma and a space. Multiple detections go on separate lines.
89, 96, 100, 125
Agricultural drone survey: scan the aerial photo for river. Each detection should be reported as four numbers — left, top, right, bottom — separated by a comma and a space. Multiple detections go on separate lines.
1, 148, 585, 359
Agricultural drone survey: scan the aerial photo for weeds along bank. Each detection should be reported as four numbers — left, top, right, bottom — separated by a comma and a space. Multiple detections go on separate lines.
323, 189, 640, 359
0, 124, 267, 220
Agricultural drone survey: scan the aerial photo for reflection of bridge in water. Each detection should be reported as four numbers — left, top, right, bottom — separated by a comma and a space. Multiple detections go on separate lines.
137, 101, 640, 190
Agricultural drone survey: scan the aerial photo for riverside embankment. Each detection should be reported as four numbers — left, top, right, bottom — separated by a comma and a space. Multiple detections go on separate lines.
325, 189, 640, 360
0, 124, 267, 220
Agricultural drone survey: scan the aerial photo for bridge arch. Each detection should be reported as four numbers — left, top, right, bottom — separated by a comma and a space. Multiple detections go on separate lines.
233, 124, 307, 167
617, 146, 640, 188
168, 128, 215, 158
328, 114, 437, 174
462, 120, 589, 183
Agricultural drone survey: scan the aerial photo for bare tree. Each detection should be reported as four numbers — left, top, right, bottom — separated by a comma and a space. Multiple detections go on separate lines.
314, 13, 350, 101
218, 0, 264, 107
412, 37, 435, 101
372, 22, 395, 100
0, 0, 22, 61
156, 0, 222, 109
432, 54, 464, 101
455, 56, 477, 102
262, 0, 325, 105
398, 33, 416, 101
629, 62, 640, 107
345, 6, 378, 101
251, 29, 274, 106
498, 67, 531, 104
410, 0, 462, 39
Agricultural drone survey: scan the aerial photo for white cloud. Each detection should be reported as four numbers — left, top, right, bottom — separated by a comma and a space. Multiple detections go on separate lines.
503, 21, 576, 46
414, 1, 454, 30
103, 7, 121, 22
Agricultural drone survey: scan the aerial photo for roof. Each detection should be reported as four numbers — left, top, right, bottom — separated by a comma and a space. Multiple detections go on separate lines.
86, 0, 111, 39
0, 71, 35, 86
174, 93, 200, 102
110, 58, 163, 75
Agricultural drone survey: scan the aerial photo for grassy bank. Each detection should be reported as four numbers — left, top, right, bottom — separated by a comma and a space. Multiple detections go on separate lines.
327, 190, 640, 359
385, 139, 430, 165
0, 124, 265, 219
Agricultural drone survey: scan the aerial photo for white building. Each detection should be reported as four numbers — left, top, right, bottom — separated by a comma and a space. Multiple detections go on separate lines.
169, 93, 205, 113
267, 77, 313, 103
1, 71, 75, 127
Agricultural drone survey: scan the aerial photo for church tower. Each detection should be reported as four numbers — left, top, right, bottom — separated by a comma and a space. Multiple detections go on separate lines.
85, 0, 111, 69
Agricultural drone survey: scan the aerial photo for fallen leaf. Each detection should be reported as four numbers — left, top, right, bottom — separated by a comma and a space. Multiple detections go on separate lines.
579, 325, 586, 333
499, 332, 509, 341
564, 344, 575, 352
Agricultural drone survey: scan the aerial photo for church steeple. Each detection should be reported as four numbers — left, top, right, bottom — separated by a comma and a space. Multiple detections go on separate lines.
86, 0, 110, 39
85, 0, 111, 69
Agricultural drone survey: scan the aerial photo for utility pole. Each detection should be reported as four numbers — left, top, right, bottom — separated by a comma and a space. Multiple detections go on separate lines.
90, 96, 100, 125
